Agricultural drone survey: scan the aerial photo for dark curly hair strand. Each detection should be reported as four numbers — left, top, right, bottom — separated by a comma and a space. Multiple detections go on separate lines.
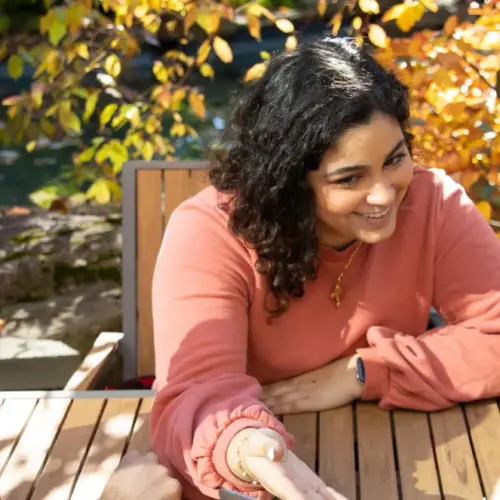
209, 36, 410, 316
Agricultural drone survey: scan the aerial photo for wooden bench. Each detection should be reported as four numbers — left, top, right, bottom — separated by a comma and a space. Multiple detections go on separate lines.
0, 390, 499, 499
66, 160, 210, 389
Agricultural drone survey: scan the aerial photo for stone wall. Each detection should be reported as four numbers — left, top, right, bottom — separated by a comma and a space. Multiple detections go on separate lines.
0, 205, 123, 358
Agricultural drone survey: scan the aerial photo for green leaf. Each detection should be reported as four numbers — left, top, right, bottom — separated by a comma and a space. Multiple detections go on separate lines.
29, 186, 60, 209
0, 15, 10, 34
86, 178, 111, 204
84, 91, 100, 121
49, 20, 67, 46
7, 54, 24, 80
100, 103, 118, 129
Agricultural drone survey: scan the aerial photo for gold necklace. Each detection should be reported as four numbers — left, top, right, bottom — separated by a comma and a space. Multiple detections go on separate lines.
330, 241, 364, 308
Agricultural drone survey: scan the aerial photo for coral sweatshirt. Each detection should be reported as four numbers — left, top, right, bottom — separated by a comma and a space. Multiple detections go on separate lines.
149, 167, 500, 500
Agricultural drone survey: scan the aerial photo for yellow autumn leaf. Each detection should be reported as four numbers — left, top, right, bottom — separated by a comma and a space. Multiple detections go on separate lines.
275, 18, 294, 34
196, 39, 211, 65
359, 0, 380, 14
248, 13, 261, 41
317, 0, 327, 17
184, 6, 197, 33
381, 3, 407, 22
443, 14, 458, 36
420, 0, 438, 13
105, 54, 121, 78
75, 43, 89, 59
330, 13, 342, 35
153, 60, 168, 82
475, 201, 492, 222
395, 3, 425, 32
142, 140, 154, 160
352, 16, 362, 30
285, 36, 297, 50
200, 63, 214, 78
87, 178, 111, 204
368, 24, 389, 48
244, 61, 267, 82
189, 91, 206, 119
260, 51, 271, 60
213, 36, 233, 63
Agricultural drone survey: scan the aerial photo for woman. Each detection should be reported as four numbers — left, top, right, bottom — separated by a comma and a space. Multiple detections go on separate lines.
149, 35, 500, 500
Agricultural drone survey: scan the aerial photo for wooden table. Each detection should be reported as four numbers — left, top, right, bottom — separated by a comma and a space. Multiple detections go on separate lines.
0, 391, 499, 500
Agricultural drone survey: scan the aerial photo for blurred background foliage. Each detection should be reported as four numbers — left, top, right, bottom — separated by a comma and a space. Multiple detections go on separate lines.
0, 0, 499, 226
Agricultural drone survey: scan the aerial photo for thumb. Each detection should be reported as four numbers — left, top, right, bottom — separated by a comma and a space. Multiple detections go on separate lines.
241, 428, 287, 463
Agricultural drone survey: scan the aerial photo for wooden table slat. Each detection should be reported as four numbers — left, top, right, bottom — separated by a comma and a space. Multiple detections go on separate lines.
283, 413, 317, 472
0, 398, 38, 477
463, 400, 500, 499
318, 406, 356, 500
430, 406, 483, 499
126, 397, 154, 454
357, 404, 399, 500
0, 397, 71, 500
30, 398, 107, 500
392, 411, 441, 499
70, 398, 142, 500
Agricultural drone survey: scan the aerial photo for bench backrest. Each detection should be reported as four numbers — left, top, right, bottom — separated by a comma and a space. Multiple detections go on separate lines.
121, 160, 210, 378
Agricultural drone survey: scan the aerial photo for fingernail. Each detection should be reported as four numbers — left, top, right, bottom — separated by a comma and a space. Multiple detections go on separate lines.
267, 446, 276, 461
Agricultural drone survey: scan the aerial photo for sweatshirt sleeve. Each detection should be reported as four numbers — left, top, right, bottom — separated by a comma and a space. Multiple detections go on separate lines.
149, 198, 294, 500
357, 172, 500, 411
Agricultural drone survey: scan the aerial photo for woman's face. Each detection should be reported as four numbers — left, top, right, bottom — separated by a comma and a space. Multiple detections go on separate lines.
308, 112, 414, 249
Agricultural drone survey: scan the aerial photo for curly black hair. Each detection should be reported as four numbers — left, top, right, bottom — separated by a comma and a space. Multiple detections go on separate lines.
209, 36, 410, 316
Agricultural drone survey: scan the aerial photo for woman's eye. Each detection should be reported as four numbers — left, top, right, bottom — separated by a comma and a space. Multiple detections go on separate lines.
385, 154, 406, 167
335, 175, 360, 186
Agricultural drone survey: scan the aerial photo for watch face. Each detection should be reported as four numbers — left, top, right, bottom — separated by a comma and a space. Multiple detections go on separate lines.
356, 356, 366, 384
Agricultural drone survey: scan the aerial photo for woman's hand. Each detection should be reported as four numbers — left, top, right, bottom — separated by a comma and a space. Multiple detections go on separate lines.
100, 451, 182, 500
260, 355, 363, 414
227, 428, 348, 500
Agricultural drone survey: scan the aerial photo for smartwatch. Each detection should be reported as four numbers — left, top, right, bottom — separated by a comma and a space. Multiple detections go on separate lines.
356, 356, 366, 384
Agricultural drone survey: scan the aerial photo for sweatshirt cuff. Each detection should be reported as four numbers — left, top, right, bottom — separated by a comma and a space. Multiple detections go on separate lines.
356, 347, 390, 401
212, 416, 292, 495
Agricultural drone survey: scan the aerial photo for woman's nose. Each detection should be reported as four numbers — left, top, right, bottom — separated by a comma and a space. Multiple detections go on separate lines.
366, 179, 396, 206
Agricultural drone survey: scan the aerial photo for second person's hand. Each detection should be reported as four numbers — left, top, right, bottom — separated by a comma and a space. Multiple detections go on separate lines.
227, 428, 349, 500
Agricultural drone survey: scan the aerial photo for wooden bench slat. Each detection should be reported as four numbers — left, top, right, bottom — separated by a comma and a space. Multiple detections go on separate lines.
30, 398, 106, 500
283, 413, 317, 471
463, 400, 500, 498
392, 411, 441, 499
126, 397, 154, 454
0, 397, 71, 499
430, 406, 483, 498
137, 170, 164, 377
318, 406, 356, 500
70, 398, 141, 500
163, 169, 209, 225
356, 404, 399, 500
0, 398, 37, 478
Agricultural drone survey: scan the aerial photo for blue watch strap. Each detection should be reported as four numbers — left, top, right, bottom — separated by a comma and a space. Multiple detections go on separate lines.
356, 356, 366, 384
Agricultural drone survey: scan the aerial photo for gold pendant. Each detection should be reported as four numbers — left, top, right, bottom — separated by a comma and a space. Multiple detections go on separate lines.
330, 283, 343, 308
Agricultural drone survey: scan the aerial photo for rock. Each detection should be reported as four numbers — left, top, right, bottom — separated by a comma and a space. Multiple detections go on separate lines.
0, 205, 122, 306
0, 336, 81, 390
0, 205, 124, 367
1, 282, 122, 356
